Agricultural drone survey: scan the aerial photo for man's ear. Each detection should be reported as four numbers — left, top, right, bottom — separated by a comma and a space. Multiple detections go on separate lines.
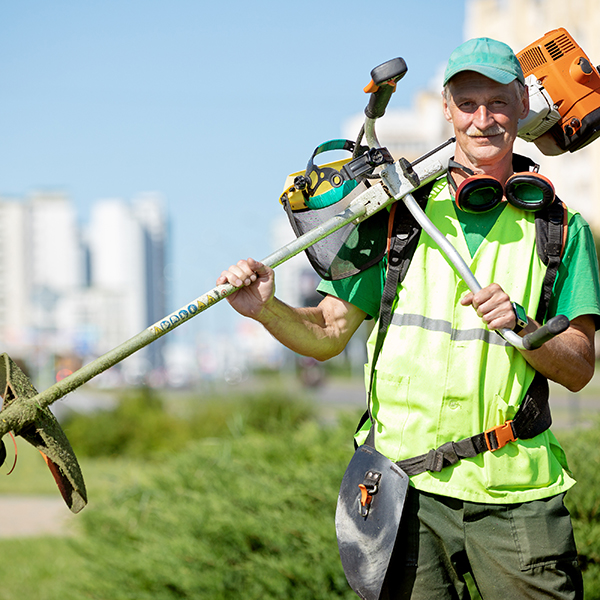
442, 90, 453, 123
520, 86, 530, 120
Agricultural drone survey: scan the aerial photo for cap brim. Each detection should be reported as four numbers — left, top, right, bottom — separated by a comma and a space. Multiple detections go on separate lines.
444, 65, 520, 86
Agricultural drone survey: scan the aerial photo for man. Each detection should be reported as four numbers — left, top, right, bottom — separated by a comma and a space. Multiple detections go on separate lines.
217, 38, 600, 599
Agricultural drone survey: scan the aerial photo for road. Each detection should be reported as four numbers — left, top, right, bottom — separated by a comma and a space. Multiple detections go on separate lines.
0, 495, 75, 538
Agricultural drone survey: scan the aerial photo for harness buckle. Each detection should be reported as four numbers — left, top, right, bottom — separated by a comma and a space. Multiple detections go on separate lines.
484, 420, 516, 452
358, 470, 381, 517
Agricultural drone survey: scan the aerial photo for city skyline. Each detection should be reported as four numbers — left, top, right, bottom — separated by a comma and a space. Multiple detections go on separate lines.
0, 1, 467, 344
0, 190, 167, 388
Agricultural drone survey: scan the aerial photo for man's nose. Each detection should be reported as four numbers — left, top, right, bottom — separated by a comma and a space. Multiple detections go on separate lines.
473, 105, 495, 128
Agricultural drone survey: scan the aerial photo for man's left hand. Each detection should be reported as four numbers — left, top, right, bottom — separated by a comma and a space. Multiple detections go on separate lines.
460, 283, 517, 331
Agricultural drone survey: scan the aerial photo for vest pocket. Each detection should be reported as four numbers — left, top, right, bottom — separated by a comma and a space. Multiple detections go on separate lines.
369, 367, 411, 462
483, 437, 556, 492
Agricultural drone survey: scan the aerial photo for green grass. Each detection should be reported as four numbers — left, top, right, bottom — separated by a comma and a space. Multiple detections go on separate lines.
1, 388, 600, 598
0, 537, 84, 600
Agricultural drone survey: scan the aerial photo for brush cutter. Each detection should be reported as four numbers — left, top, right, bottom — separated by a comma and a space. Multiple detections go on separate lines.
0, 28, 595, 522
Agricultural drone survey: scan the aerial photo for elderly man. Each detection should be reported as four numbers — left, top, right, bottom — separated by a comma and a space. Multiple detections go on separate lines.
218, 38, 600, 599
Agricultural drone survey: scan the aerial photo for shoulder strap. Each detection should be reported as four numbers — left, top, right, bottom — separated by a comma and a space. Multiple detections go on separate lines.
371, 182, 433, 376
512, 154, 568, 323
535, 198, 568, 323
357, 183, 434, 447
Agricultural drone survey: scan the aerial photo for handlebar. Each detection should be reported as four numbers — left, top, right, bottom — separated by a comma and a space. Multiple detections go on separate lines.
521, 314, 570, 350
364, 57, 407, 119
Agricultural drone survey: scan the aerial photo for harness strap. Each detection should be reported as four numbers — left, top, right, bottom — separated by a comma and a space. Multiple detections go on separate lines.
535, 199, 568, 323
359, 175, 559, 470
360, 186, 432, 449
374, 197, 425, 361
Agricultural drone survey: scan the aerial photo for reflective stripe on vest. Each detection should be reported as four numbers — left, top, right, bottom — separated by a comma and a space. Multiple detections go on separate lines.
390, 312, 509, 346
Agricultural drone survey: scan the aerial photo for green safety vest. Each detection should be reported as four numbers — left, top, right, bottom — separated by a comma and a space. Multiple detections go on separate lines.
357, 180, 575, 504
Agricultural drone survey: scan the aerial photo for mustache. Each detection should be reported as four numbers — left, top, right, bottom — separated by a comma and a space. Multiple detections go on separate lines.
466, 124, 506, 137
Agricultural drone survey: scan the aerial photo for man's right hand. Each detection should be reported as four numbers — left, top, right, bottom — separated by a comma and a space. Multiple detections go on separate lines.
217, 258, 366, 360
216, 258, 275, 321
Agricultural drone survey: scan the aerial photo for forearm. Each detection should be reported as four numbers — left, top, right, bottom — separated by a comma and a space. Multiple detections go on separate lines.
256, 296, 363, 361
518, 315, 595, 392
218, 258, 366, 361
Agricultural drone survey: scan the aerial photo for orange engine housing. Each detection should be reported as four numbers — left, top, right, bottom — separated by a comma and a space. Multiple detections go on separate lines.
517, 27, 600, 152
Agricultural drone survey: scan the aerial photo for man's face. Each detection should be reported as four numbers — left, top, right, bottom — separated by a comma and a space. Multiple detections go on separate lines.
442, 71, 529, 171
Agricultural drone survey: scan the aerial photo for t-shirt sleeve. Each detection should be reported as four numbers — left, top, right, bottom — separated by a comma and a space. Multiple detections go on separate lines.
547, 213, 600, 328
316, 260, 386, 320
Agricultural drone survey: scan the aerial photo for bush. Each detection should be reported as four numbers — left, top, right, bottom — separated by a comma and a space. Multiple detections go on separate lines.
65, 412, 359, 599
557, 420, 600, 598
62, 388, 316, 458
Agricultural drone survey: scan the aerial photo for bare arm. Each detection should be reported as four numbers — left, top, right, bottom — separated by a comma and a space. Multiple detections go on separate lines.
462, 284, 596, 392
517, 314, 595, 392
217, 258, 367, 361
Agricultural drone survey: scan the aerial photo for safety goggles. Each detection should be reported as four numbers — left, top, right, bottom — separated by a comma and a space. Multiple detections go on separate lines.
447, 158, 555, 214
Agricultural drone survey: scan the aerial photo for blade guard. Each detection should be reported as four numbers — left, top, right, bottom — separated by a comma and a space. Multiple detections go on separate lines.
335, 444, 409, 600
0, 353, 87, 513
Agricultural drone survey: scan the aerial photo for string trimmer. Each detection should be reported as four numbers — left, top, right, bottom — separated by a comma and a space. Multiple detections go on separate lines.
1, 27, 597, 513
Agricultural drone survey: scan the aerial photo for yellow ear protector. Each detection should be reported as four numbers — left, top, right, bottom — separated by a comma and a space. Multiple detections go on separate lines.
447, 157, 556, 214
285, 139, 366, 210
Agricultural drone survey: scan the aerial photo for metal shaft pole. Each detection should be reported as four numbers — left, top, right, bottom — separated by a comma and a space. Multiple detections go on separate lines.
0, 142, 453, 437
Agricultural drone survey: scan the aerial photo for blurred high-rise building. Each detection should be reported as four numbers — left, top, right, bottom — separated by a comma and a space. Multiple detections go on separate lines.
86, 193, 168, 379
0, 191, 168, 387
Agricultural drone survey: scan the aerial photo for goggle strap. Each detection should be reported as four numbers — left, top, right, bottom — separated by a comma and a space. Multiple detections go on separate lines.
447, 158, 477, 193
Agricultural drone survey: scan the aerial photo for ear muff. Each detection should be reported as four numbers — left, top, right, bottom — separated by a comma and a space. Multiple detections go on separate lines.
455, 174, 504, 214
505, 172, 555, 212
448, 157, 556, 214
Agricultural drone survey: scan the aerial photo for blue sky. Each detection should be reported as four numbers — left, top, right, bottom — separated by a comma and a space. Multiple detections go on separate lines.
0, 1, 466, 339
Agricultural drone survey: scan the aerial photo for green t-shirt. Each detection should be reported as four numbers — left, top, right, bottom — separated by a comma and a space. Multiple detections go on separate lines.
318, 208, 600, 327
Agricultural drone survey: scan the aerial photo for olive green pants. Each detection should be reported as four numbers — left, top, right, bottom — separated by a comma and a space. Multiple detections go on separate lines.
381, 488, 583, 600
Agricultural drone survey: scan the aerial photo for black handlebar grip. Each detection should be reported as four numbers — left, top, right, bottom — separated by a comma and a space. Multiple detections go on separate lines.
364, 57, 407, 119
371, 57, 408, 86
522, 314, 570, 350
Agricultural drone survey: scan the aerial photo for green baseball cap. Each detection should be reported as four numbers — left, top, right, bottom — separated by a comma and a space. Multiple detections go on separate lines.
443, 37, 525, 86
